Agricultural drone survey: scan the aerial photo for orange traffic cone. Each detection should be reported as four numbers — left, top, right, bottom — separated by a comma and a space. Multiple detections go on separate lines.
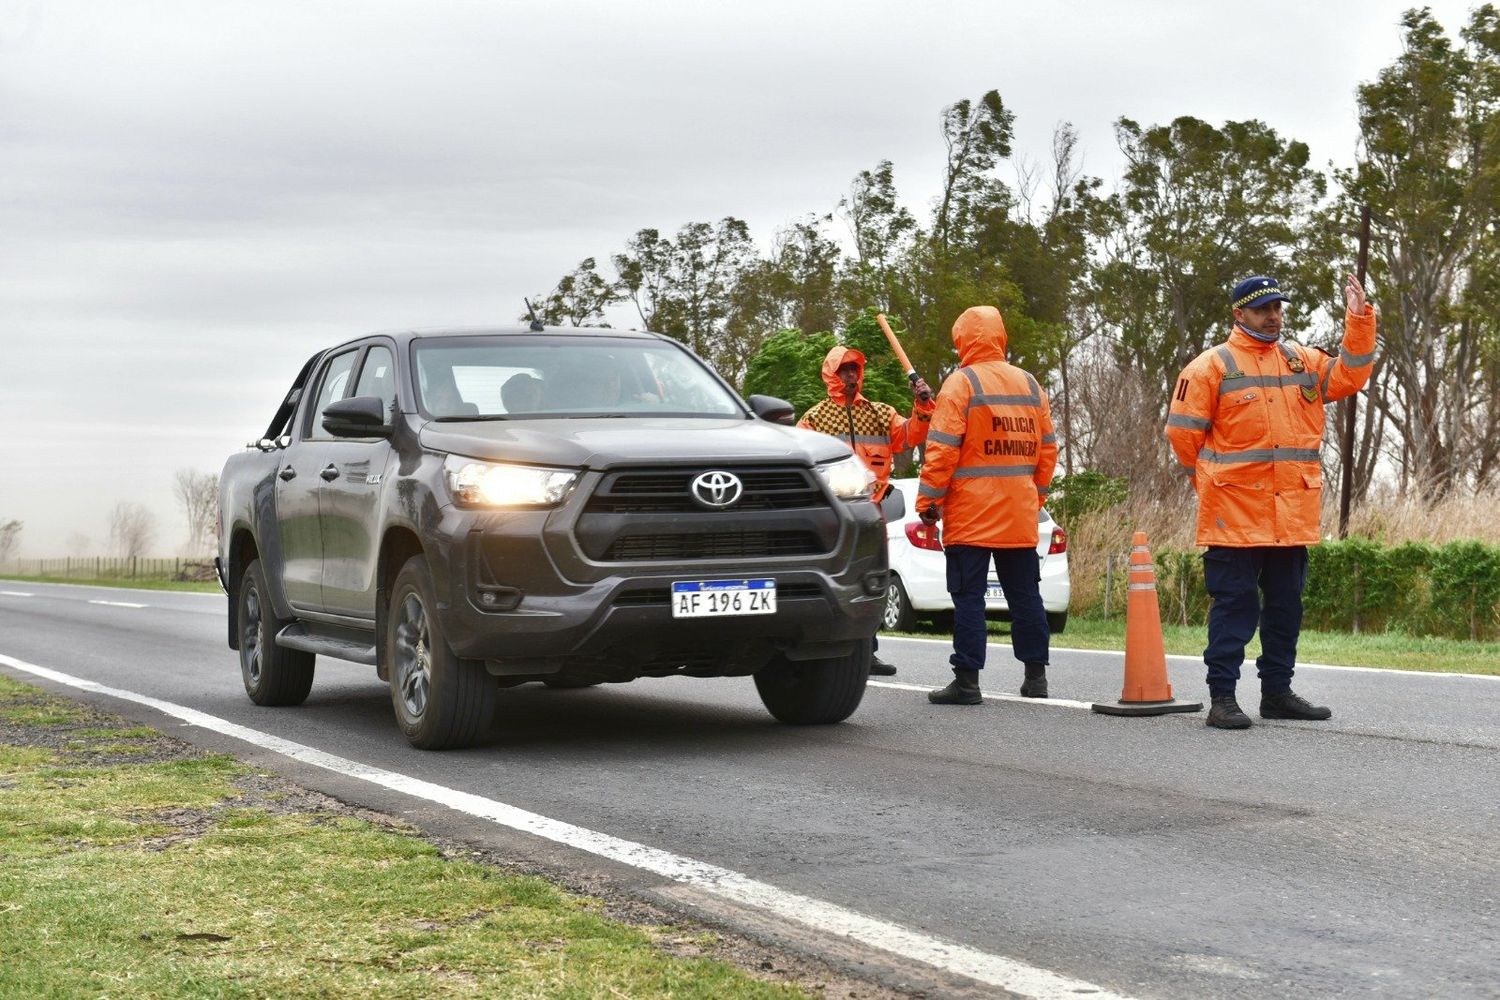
1091, 532, 1202, 716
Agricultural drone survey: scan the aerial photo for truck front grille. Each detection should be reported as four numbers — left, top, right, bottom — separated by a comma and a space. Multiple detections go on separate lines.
603, 530, 822, 561
574, 465, 841, 562
585, 467, 824, 513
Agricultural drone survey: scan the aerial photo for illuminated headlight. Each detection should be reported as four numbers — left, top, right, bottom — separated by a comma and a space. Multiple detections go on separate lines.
816, 455, 876, 500
444, 457, 579, 508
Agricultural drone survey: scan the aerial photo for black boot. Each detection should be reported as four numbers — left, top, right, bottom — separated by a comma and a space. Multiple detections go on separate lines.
1206, 695, 1252, 729
1260, 689, 1332, 720
929, 669, 982, 705
868, 653, 897, 677
1019, 662, 1048, 698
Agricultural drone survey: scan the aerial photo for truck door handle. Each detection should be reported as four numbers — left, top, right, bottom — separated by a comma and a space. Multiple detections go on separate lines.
320, 464, 340, 482
278, 466, 296, 481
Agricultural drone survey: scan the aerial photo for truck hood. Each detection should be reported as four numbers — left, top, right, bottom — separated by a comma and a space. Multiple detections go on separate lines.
420, 417, 851, 469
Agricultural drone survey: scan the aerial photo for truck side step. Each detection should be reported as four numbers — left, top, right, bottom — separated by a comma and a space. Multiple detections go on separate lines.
275, 622, 378, 665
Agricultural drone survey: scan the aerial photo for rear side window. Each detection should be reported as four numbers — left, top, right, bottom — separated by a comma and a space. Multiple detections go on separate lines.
354, 345, 398, 421
304, 349, 360, 439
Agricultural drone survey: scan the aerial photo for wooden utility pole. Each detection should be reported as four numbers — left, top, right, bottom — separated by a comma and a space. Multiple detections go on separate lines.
1339, 205, 1371, 539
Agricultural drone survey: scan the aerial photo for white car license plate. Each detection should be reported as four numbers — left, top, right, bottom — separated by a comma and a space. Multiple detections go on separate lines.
985, 583, 1004, 601
671, 579, 777, 619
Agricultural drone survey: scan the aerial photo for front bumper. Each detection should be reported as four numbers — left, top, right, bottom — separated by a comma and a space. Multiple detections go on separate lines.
425, 491, 887, 676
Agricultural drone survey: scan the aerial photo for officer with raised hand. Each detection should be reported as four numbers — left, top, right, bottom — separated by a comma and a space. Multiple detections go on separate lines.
1166, 273, 1376, 729
916, 306, 1056, 705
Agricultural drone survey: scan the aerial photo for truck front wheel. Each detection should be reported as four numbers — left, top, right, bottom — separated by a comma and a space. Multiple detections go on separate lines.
754, 642, 870, 725
388, 556, 496, 750
237, 559, 315, 706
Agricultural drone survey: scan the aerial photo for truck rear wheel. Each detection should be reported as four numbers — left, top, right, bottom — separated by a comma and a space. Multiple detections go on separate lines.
237, 559, 315, 706
388, 556, 496, 750
754, 642, 870, 725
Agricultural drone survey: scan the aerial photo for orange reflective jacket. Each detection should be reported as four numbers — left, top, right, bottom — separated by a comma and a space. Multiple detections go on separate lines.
1165, 306, 1376, 547
798, 346, 934, 496
915, 307, 1058, 548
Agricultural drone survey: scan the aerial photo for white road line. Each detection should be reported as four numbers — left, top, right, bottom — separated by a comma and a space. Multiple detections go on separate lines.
87, 600, 149, 609
0, 591, 34, 597
0, 578, 220, 599
868, 679, 1097, 710
0, 652, 1135, 1000
880, 635, 1499, 681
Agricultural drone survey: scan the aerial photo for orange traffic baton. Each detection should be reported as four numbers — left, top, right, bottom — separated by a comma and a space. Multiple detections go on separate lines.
1092, 532, 1202, 716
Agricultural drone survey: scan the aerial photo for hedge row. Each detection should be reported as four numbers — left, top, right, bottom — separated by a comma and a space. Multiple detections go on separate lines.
1095, 539, 1500, 641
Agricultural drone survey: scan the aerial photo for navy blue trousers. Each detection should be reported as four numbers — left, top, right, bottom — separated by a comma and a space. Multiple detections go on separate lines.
1201, 546, 1308, 698
945, 544, 1049, 671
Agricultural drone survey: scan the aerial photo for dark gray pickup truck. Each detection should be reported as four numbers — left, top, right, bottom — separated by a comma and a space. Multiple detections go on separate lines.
217, 326, 888, 749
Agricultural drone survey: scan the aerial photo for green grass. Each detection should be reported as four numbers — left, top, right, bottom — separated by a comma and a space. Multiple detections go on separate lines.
955, 615, 1500, 675
0, 679, 812, 1000
0, 573, 220, 593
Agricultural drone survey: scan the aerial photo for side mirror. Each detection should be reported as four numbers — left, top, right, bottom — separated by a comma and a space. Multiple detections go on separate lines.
879, 483, 906, 521
322, 395, 392, 438
747, 394, 796, 426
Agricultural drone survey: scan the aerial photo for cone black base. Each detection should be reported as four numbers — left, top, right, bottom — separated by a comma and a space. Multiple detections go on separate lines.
1091, 698, 1203, 716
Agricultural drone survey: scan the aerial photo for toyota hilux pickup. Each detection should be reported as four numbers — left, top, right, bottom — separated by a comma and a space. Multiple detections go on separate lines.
217, 326, 887, 749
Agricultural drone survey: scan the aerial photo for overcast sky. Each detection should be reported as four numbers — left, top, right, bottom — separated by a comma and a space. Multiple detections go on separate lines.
0, 0, 1479, 556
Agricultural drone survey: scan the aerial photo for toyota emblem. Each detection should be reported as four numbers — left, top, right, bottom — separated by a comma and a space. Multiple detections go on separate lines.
690, 470, 743, 509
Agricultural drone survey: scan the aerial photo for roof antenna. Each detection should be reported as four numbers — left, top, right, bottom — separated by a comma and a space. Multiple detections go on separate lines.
523, 298, 545, 332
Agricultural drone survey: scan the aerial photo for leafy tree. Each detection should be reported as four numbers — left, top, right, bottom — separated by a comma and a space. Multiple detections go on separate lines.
529, 257, 619, 327
1093, 115, 1331, 407
1337, 5, 1500, 499
742, 328, 837, 416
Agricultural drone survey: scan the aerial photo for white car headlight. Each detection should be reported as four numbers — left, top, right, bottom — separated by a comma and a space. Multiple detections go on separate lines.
816, 455, 876, 500
444, 456, 579, 508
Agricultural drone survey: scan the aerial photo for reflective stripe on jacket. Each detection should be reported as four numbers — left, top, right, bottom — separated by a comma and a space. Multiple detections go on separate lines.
797, 345, 934, 494
1164, 305, 1376, 547
916, 306, 1057, 548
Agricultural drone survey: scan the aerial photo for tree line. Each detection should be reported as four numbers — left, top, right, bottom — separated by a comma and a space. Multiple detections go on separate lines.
530, 7, 1500, 507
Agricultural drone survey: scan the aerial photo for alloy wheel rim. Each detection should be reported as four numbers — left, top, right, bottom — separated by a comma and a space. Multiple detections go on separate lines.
243, 584, 263, 683
394, 592, 431, 719
883, 583, 901, 630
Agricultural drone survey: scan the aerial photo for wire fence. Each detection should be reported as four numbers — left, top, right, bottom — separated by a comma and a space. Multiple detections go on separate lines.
4, 557, 217, 583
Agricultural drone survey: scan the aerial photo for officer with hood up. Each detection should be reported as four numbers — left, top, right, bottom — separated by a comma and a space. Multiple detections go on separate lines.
799, 344, 934, 676
916, 306, 1057, 705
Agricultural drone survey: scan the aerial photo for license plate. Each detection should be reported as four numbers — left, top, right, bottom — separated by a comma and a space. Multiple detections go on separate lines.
985, 583, 1004, 601
671, 579, 777, 619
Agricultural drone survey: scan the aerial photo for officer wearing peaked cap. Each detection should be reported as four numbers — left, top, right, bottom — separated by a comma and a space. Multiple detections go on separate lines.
1165, 273, 1376, 729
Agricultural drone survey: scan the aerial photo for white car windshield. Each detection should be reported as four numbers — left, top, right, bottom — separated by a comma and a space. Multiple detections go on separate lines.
413, 335, 744, 419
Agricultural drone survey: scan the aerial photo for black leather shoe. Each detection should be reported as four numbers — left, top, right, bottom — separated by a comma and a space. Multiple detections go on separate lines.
929, 669, 982, 705
869, 656, 897, 677
1019, 671, 1048, 698
1206, 696, 1252, 729
1260, 689, 1332, 720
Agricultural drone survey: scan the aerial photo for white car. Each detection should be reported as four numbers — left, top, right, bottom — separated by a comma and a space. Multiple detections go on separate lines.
881, 477, 1071, 634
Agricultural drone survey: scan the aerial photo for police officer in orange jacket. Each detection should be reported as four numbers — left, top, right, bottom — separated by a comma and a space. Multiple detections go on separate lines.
916, 306, 1057, 705
800, 344, 934, 676
1166, 274, 1375, 729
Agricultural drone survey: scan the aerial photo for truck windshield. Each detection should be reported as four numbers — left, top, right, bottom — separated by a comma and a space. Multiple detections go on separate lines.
413, 336, 745, 419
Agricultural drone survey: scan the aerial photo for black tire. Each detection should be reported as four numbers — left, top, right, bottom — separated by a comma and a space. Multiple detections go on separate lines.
1047, 611, 1068, 634
237, 559, 315, 706
754, 642, 870, 725
388, 556, 497, 750
881, 576, 918, 633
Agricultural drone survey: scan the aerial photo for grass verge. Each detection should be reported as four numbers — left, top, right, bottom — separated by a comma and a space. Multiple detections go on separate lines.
0, 673, 844, 1000
0, 574, 220, 593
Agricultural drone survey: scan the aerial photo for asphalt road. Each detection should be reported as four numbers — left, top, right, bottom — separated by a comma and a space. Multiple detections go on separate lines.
2, 580, 1497, 999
